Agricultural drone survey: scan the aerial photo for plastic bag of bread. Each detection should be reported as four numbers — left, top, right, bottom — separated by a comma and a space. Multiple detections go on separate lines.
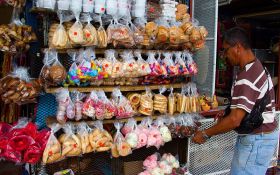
155, 18, 169, 44
139, 88, 153, 116
134, 18, 150, 48
176, 87, 187, 114
52, 12, 69, 49
111, 88, 134, 119
77, 122, 94, 154
110, 50, 124, 78
89, 121, 113, 152
0, 67, 40, 105
168, 87, 176, 115
72, 91, 86, 121
174, 51, 188, 76
69, 12, 85, 45
40, 50, 66, 87
43, 124, 63, 164
121, 50, 139, 78
111, 122, 132, 158
129, 20, 145, 48
127, 92, 141, 112
184, 51, 198, 75
59, 123, 82, 157
83, 14, 98, 46
97, 16, 108, 48
147, 51, 162, 76
96, 91, 116, 119
153, 87, 168, 114
135, 50, 151, 76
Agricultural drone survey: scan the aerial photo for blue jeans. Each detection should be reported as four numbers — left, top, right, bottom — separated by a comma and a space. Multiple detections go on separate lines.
230, 130, 278, 175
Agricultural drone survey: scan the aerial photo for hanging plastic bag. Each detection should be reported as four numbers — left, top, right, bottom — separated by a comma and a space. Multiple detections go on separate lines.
154, 117, 171, 143
121, 118, 137, 136
184, 52, 198, 75
106, 0, 118, 15
97, 16, 108, 48
97, 90, 116, 119
102, 49, 115, 78
83, 15, 98, 46
176, 85, 187, 114
52, 12, 69, 49
174, 51, 188, 76
110, 50, 124, 78
157, 52, 167, 76
135, 117, 150, 149
40, 50, 67, 87
168, 87, 176, 115
55, 88, 71, 124
77, 122, 93, 154
111, 88, 134, 119
89, 121, 113, 152
156, 18, 170, 44
69, 12, 85, 45
145, 118, 162, 149
153, 86, 168, 114
66, 51, 80, 86
147, 51, 162, 76
42, 124, 63, 164
138, 88, 153, 116
121, 50, 138, 78
95, 0, 106, 14
135, 50, 151, 76
59, 123, 82, 157
162, 52, 178, 76
82, 90, 98, 119
111, 122, 132, 158
71, 91, 86, 121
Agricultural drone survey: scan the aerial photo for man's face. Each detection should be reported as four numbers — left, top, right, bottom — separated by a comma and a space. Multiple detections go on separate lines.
222, 42, 238, 66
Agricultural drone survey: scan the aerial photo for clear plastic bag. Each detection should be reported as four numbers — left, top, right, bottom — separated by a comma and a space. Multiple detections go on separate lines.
157, 52, 167, 76
89, 121, 113, 152
121, 50, 139, 78
176, 86, 187, 114
147, 51, 162, 76
97, 90, 116, 119
155, 117, 171, 143
111, 88, 134, 119
69, 12, 85, 45
95, 0, 106, 14
155, 18, 170, 44
83, 15, 98, 46
40, 50, 66, 87
82, 90, 98, 119
102, 50, 114, 78
138, 88, 153, 116
67, 51, 80, 86
70, 0, 82, 14
110, 50, 123, 78
52, 12, 69, 49
184, 52, 198, 75
121, 118, 137, 136
112, 122, 132, 157
42, 124, 63, 164
106, 0, 118, 15
174, 51, 188, 76
163, 52, 178, 76
97, 16, 108, 48
55, 88, 71, 123
117, 0, 130, 17
77, 122, 93, 154
153, 86, 167, 114
71, 91, 86, 121
59, 123, 82, 157
135, 50, 151, 77
168, 87, 176, 115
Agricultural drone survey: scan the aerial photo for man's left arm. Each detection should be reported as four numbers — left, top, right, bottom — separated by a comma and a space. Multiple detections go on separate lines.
192, 108, 246, 144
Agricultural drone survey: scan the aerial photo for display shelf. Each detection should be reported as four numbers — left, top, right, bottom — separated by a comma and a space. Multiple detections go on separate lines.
46, 107, 225, 127
45, 83, 186, 93
30, 7, 56, 14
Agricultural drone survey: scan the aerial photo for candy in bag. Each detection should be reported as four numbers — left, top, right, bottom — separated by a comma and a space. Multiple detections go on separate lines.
82, 90, 98, 119
163, 52, 178, 76
147, 51, 161, 76
55, 88, 71, 124
111, 88, 134, 119
71, 91, 86, 121
97, 90, 116, 119
184, 52, 198, 74
175, 51, 188, 75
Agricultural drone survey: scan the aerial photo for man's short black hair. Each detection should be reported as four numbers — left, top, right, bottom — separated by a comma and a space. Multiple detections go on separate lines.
223, 27, 251, 49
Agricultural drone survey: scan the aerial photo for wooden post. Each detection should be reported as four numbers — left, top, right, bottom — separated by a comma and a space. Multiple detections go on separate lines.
277, 39, 280, 110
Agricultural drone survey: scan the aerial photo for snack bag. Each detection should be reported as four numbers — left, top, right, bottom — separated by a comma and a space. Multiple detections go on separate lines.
71, 91, 86, 121
52, 12, 69, 49
97, 16, 108, 48
162, 52, 178, 76
147, 51, 162, 76
135, 50, 151, 76
89, 121, 113, 152
55, 88, 71, 124
97, 90, 116, 119
111, 122, 132, 157
157, 52, 167, 76
69, 12, 85, 45
66, 52, 80, 86
111, 88, 134, 119
83, 15, 98, 46
154, 117, 172, 143
77, 122, 93, 154
174, 51, 188, 75
184, 85, 191, 113
134, 18, 150, 48
42, 124, 63, 164
59, 123, 82, 157
168, 87, 176, 115
138, 88, 153, 116
176, 86, 187, 114
66, 97, 75, 120
102, 49, 115, 78
121, 118, 137, 136
184, 52, 198, 74
110, 50, 123, 78
82, 91, 98, 119
156, 18, 170, 44
121, 50, 138, 78
153, 86, 168, 114
129, 21, 145, 48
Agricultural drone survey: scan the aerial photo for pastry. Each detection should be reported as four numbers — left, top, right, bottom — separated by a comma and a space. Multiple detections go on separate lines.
68, 22, 85, 45
97, 26, 108, 48
145, 22, 158, 38
52, 24, 68, 48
